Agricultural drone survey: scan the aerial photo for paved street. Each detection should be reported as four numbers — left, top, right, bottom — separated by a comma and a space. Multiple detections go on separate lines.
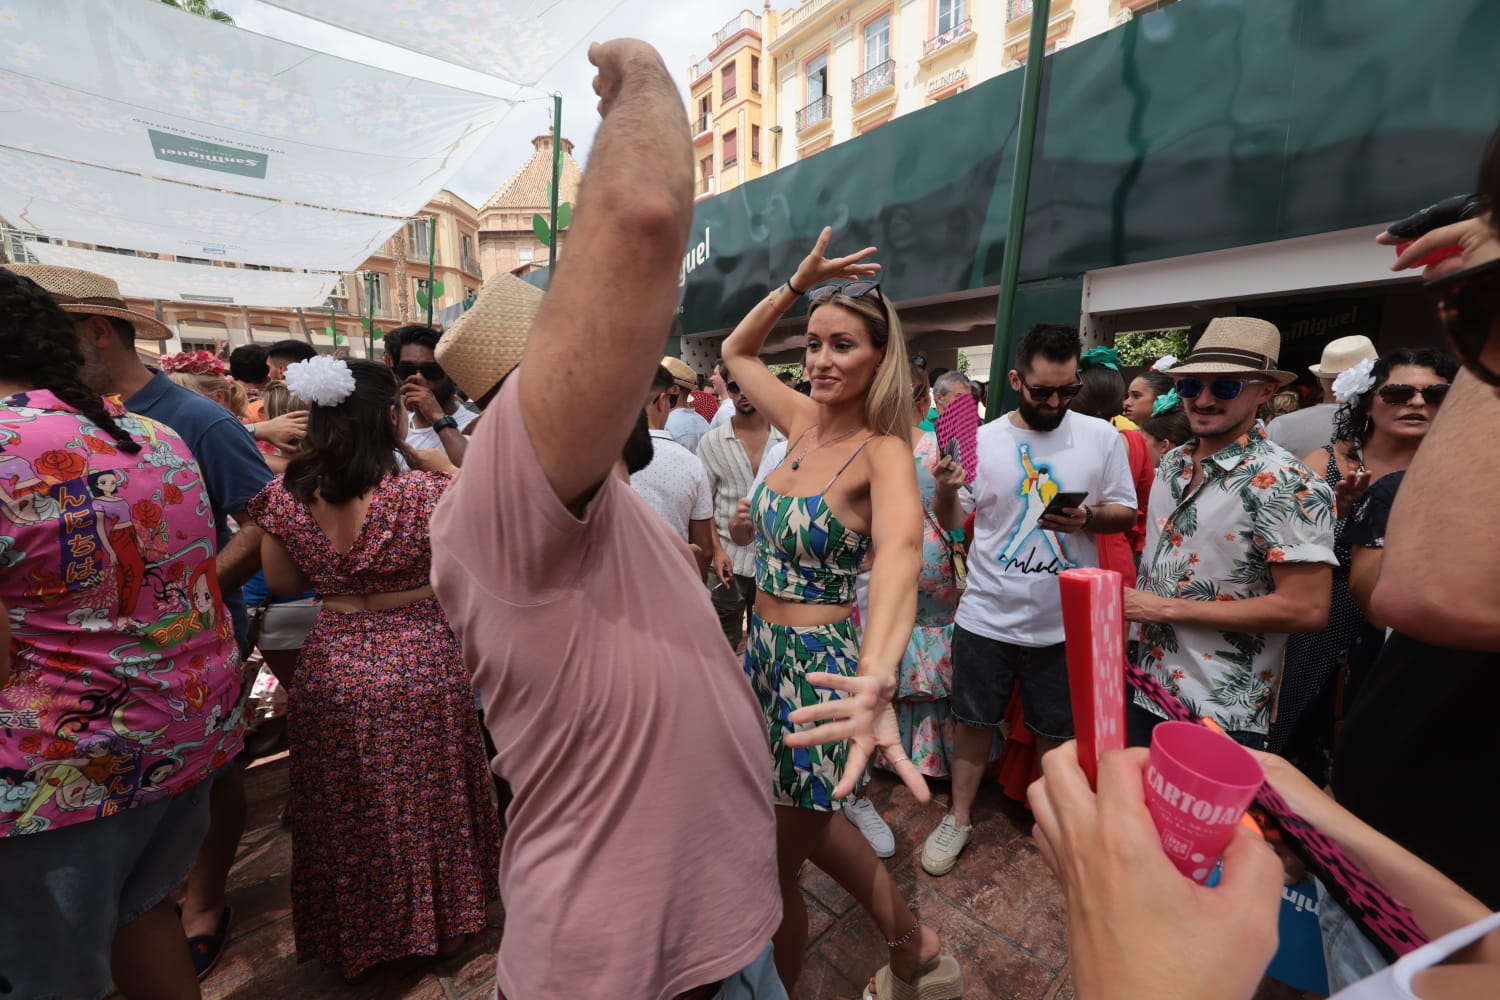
176, 753, 1076, 1000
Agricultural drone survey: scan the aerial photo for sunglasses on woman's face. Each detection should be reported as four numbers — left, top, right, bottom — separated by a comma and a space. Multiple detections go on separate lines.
395, 361, 446, 382
1377, 382, 1451, 407
1427, 257, 1500, 386
807, 279, 885, 306
1174, 377, 1267, 401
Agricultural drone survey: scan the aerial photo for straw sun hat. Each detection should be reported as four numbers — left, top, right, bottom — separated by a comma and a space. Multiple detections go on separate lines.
660, 356, 699, 392
3, 263, 171, 340
1166, 316, 1298, 387
1307, 335, 1378, 379
433, 272, 545, 402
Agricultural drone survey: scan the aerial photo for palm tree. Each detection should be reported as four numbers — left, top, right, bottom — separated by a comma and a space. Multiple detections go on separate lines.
159, 0, 235, 24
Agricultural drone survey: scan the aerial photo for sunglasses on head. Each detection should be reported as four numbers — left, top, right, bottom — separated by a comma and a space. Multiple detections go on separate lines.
807, 279, 885, 307
1020, 379, 1083, 403
1377, 382, 1451, 407
1174, 377, 1267, 401
1427, 257, 1500, 386
395, 361, 446, 381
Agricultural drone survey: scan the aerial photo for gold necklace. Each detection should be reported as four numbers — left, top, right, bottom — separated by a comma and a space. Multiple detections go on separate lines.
789, 425, 864, 471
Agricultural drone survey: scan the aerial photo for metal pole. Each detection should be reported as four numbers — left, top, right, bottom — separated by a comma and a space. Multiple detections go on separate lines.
549, 93, 563, 263
365, 271, 376, 359
425, 216, 437, 327
986, 0, 1052, 416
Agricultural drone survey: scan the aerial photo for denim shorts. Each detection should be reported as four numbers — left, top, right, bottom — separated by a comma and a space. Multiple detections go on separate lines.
0, 774, 217, 1000
950, 624, 1074, 741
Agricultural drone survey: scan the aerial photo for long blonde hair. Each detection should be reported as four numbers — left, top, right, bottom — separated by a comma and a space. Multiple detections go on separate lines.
168, 371, 246, 418
808, 289, 913, 442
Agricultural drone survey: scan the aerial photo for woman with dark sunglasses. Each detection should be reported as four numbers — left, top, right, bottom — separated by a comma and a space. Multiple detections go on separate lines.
1267, 348, 1457, 776
720, 228, 963, 999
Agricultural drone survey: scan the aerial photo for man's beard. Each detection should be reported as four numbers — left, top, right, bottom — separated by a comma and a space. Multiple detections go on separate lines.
734, 398, 757, 416
1017, 394, 1067, 432
622, 410, 654, 474
432, 380, 457, 409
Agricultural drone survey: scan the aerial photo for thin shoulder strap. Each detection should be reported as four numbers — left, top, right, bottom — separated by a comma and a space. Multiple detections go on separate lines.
821, 436, 876, 493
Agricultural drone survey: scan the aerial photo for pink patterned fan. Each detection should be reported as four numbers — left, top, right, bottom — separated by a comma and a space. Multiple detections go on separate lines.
934, 392, 979, 484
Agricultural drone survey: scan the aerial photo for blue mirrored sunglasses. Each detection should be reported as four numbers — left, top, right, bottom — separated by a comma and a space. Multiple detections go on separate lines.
1174, 377, 1266, 401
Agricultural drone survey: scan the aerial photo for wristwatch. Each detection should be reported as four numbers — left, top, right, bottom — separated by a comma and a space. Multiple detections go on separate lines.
431, 415, 459, 433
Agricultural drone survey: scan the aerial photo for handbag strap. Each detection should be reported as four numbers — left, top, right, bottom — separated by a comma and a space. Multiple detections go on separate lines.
1127, 661, 1429, 962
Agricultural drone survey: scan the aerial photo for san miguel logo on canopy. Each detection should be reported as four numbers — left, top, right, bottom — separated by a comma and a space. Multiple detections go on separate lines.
148, 129, 268, 179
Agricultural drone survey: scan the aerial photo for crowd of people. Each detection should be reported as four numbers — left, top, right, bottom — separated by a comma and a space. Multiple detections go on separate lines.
1, 36, 1497, 1000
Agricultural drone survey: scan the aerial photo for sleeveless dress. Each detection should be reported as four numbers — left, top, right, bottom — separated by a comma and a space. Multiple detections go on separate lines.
745, 440, 872, 812
247, 471, 501, 979
1267, 449, 1362, 774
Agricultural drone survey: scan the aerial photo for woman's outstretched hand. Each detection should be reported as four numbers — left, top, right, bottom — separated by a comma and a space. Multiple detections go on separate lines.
785, 671, 931, 804
791, 226, 881, 295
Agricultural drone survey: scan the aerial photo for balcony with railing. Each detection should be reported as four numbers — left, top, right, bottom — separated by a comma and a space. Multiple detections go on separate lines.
852, 59, 895, 104
695, 111, 712, 135
924, 18, 974, 56
774, 0, 839, 48
795, 95, 832, 133
1009, 0, 1033, 20
711, 10, 760, 49
461, 252, 481, 276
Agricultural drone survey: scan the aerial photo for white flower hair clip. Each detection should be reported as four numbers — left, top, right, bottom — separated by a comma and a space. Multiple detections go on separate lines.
1332, 358, 1377, 404
1151, 355, 1178, 372
284, 355, 356, 408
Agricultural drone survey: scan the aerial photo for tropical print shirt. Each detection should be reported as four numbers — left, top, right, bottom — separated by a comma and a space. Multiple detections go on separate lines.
1133, 422, 1336, 735
0, 390, 243, 837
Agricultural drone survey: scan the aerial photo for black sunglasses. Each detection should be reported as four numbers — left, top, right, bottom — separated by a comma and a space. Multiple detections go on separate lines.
395, 361, 446, 381
725, 380, 740, 394
807, 279, 885, 307
1175, 377, 1267, 401
1020, 380, 1083, 403
1427, 257, 1500, 386
660, 391, 679, 408
1377, 382, 1451, 407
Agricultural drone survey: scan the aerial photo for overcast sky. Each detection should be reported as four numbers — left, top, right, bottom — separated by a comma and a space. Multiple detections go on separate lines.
214, 0, 760, 210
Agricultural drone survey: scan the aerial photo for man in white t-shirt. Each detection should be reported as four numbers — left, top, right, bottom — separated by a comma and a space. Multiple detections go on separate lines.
634, 366, 721, 578
709, 359, 736, 429
921, 324, 1138, 878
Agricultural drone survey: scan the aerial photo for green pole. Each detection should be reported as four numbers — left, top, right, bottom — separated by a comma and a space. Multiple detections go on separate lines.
364, 271, 376, 358
425, 215, 437, 328
986, 0, 1052, 417
548, 93, 562, 263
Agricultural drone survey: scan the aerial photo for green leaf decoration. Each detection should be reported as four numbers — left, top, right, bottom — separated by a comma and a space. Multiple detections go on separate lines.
324, 325, 336, 337
532, 214, 551, 244
557, 203, 573, 230
545, 182, 553, 202
334, 332, 344, 345
416, 289, 431, 310
430, 280, 445, 297
360, 316, 373, 331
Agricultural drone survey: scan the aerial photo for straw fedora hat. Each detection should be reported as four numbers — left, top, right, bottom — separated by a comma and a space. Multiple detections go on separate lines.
660, 356, 699, 392
433, 272, 544, 402
1307, 335, 1378, 379
3, 263, 171, 340
1167, 317, 1297, 386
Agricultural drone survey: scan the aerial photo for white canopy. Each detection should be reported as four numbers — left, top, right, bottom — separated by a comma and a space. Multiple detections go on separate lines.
257, 0, 624, 85
0, 0, 509, 217
26, 242, 340, 308
0, 147, 399, 270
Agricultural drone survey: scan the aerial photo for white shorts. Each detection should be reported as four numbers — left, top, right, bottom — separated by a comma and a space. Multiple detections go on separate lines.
252, 598, 321, 651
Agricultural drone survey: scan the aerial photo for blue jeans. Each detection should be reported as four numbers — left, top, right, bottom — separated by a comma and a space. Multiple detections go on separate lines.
717, 941, 788, 1000
1315, 879, 1389, 993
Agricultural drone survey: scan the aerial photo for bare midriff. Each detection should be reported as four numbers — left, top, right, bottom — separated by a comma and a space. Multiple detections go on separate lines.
321, 584, 434, 613
753, 590, 854, 629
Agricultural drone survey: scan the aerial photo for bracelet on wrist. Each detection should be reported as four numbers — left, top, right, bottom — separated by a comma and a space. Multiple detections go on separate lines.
944, 528, 966, 542
785, 275, 805, 296
1081, 504, 1094, 528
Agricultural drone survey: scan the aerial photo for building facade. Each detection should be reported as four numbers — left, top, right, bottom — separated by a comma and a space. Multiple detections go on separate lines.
687, 11, 771, 200
477, 134, 583, 277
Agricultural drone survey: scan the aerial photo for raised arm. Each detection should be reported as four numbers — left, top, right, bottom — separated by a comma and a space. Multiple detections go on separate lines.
721, 227, 879, 436
516, 40, 694, 513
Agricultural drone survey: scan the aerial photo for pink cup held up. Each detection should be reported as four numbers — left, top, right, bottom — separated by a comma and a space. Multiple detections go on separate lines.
1144, 721, 1265, 883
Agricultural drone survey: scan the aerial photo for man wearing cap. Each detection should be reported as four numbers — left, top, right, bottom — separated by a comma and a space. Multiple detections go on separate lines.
428, 40, 782, 999
662, 356, 711, 453
1124, 317, 1337, 749
5, 263, 279, 974
1267, 335, 1379, 456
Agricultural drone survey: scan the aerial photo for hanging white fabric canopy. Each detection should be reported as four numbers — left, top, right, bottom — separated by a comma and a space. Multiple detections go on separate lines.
0, 147, 400, 270
0, 0, 511, 219
26, 242, 340, 308
256, 0, 625, 85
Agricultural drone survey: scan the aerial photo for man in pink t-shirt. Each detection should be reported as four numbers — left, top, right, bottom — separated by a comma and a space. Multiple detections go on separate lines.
430, 41, 782, 1000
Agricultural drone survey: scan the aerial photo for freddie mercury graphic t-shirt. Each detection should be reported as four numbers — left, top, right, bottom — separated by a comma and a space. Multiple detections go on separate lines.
955, 409, 1136, 647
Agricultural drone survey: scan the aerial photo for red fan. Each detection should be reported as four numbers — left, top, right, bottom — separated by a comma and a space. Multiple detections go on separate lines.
933, 392, 979, 484
690, 390, 718, 423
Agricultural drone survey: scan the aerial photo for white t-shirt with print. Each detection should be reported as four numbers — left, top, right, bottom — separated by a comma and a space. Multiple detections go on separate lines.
955, 410, 1137, 647
631, 429, 713, 542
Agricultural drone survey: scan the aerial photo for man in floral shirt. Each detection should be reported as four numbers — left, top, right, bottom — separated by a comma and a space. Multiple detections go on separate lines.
1125, 317, 1336, 747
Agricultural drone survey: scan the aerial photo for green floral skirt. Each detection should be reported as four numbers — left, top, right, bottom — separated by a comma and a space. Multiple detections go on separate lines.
743, 612, 862, 811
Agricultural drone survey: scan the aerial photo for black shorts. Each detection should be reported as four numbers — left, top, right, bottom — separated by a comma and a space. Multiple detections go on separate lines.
950, 624, 1074, 741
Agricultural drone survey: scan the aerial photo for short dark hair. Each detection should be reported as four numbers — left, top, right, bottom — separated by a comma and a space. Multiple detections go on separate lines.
1016, 324, 1083, 373
929, 366, 950, 388
776, 370, 795, 385
267, 339, 316, 364
229, 344, 269, 383
389, 324, 440, 357
649, 365, 676, 396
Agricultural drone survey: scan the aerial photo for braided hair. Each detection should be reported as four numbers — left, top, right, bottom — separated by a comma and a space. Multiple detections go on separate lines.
0, 269, 141, 454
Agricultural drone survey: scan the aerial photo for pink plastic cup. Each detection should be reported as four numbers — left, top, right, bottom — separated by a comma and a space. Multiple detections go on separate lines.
1143, 721, 1264, 883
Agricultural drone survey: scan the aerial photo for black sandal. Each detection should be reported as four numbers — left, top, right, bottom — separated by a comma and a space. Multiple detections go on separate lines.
186, 906, 232, 980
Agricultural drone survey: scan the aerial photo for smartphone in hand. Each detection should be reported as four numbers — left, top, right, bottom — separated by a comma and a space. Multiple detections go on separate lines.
942, 438, 961, 464
1040, 491, 1089, 520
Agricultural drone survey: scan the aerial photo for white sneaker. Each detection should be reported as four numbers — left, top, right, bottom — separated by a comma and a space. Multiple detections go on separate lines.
921, 815, 972, 876
843, 797, 896, 858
